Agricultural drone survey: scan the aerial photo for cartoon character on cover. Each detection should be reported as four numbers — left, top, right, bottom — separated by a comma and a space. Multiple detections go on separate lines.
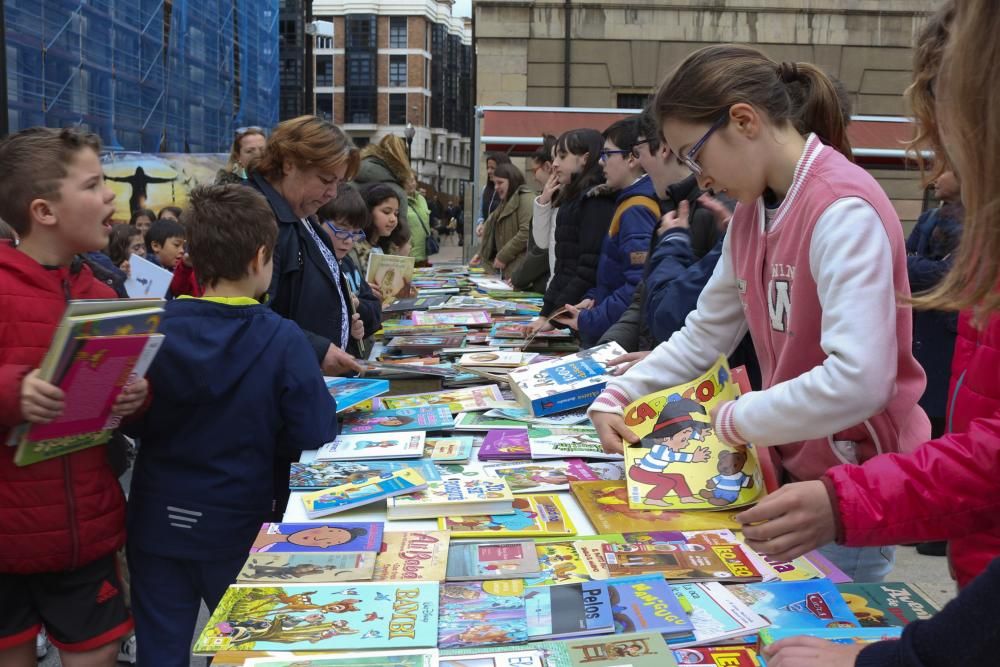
251, 525, 370, 552
698, 449, 755, 506
353, 439, 401, 450
346, 415, 415, 428
246, 562, 326, 580
217, 615, 356, 645
630, 398, 711, 506
453, 497, 538, 532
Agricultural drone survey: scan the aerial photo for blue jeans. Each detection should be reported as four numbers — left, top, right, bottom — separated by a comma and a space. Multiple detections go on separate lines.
818, 542, 896, 583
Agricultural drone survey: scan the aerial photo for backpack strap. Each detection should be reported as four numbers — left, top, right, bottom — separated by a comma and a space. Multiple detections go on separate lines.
609, 195, 661, 237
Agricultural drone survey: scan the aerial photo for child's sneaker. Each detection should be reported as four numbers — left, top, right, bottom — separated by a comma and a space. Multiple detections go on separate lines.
117, 635, 137, 664
36, 629, 49, 658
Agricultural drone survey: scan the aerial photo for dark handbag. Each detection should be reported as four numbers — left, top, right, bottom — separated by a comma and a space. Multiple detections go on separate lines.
419, 212, 440, 256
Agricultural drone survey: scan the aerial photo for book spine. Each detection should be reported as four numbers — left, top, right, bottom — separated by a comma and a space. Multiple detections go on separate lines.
531, 384, 607, 417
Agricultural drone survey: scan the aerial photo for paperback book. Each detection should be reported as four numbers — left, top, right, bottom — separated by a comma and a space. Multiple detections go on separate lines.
242, 649, 439, 667
604, 574, 694, 639
250, 522, 384, 554
236, 553, 377, 584
438, 580, 528, 649
525, 536, 626, 588
524, 582, 614, 640
424, 436, 474, 462
412, 310, 492, 327
482, 459, 602, 493
837, 582, 940, 627
728, 579, 860, 632
440, 494, 577, 538
340, 407, 455, 434
301, 468, 428, 518
373, 531, 451, 582
485, 407, 591, 426
452, 412, 527, 431
326, 377, 391, 413
529, 426, 623, 460
315, 432, 426, 461
569, 481, 742, 534
289, 460, 440, 491
446, 539, 542, 581
508, 342, 626, 416
439, 650, 545, 667
591, 541, 762, 583
458, 351, 538, 368
564, 632, 679, 667
386, 334, 468, 355
366, 253, 416, 306
374, 385, 505, 413
670, 646, 759, 667
478, 429, 531, 460
383, 295, 451, 313
758, 626, 903, 647
668, 582, 770, 648
387, 473, 515, 520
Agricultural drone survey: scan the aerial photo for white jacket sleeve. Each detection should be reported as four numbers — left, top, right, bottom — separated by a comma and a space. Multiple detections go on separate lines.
532, 196, 555, 249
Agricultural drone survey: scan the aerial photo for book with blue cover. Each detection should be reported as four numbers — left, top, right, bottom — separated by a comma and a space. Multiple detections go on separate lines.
524, 582, 614, 640
340, 407, 455, 434
289, 460, 441, 491
605, 575, 693, 639
301, 468, 428, 518
508, 342, 626, 416
326, 377, 391, 412
759, 626, 903, 648
731, 579, 860, 632
438, 581, 528, 649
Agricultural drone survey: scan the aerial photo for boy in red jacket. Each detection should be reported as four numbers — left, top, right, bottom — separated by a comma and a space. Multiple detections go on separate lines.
0, 127, 148, 665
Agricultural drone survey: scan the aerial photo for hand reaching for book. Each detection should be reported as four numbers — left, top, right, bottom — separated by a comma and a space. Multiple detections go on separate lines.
323, 343, 364, 376
762, 636, 865, 667
591, 411, 640, 455
737, 480, 837, 562
607, 351, 651, 376
20, 369, 65, 424
111, 378, 149, 417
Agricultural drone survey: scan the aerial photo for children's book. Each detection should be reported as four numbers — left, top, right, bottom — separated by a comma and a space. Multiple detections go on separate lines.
486, 407, 591, 426
383, 295, 451, 313
564, 632, 679, 667
374, 385, 505, 414
412, 310, 492, 327
235, 553, 377, 584
439, 649, 546, 667
728, 579, 860, 632
366, 253, 416, 306
452, 412, 527, 431
837, 582, 940, 627
363, 359, 457, 378
373, 531, 451, 582
439, 494, 577, 538
124, 253, 174, 298
592, 541, 762, 583
670, 646, 759, 667
529, 426, 623, 460
438, 580, 528, 649
469, 277, 514, 292
525, 536, 625, 588
524, 582, 614, 640
381, 321, 468, 336
622, 357, 764, 510
301, 468, 428, 518
424, 436, 474, 462
604, 574, 694, 639
667, 583, 770, 648
446, 539, 542, 581
243, 648, 439, 667
507, 342, 626, 416
315, 432, 426, 461
482, 459, 601, 493
387, 473, 515, 520
570, 481, 742, 534
250, 522, 384, 554
340, 407, 455, 434
192, 582, 439, 654
386, 334, 469, 354
458, 351, 538, 368
758, 626, 904, 648
289, 460, 440, 491
478, 429, 531, 460
326, 377, 391, 413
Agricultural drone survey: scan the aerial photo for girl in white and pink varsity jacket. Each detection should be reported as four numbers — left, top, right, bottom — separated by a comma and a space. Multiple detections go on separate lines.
588, 45, 930, 583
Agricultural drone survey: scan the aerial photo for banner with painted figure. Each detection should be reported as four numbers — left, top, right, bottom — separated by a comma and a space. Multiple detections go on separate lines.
102, 153, 227, 221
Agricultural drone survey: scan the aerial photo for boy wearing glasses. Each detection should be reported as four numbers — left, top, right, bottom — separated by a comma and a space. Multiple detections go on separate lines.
318, 185, 382, 358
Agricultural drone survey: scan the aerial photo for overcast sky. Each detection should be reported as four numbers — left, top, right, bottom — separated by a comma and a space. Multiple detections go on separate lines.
454, 0, 471, 18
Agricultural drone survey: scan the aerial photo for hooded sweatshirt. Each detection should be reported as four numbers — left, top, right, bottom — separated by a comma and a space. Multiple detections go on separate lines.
124, 297, 339, 560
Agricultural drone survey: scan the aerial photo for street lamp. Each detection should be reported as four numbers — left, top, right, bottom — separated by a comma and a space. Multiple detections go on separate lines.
436, 151, 444, 194
404, 122, 415, 162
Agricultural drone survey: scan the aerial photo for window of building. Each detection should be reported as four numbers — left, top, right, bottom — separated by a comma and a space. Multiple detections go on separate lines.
346, 15, 376, 49
347, 54, 374, 86
617, 93, 648, 109
389, 55, 407, 87
316, 55, 333, 87
390, 16, 408, 48
315, 93, 333, 119
389, 93, 407, 125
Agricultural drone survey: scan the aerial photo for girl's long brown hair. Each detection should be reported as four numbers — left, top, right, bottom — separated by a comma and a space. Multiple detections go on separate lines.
914, 0, 1000, 318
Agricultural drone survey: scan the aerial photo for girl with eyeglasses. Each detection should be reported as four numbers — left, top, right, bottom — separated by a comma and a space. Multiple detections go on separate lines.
588, 44, 930, 584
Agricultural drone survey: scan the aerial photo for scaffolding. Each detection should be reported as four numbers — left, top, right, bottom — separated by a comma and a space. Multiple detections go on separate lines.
5, 0, 279, 153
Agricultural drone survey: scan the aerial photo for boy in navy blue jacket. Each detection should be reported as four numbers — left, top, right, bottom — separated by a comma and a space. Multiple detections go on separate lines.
123, 184, 339, 666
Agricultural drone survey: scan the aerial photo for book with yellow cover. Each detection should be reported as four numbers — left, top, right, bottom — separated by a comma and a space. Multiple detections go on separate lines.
373, 531, 451, 582
387, 473, 514, 520
439, 494, 577, 538
569, 481, 742, 534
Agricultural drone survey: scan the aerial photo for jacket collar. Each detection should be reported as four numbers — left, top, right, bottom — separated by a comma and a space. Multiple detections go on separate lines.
766, 133, 824, 233
617, 174, 657, 203
249, 170, 300, 224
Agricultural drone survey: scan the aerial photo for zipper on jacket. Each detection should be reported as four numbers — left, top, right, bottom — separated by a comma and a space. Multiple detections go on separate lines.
947, 369, 967, 434
61, 275, 80, 568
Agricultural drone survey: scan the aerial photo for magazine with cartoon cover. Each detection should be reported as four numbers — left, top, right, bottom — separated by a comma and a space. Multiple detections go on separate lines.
315, 432, 426, 461
569, 481, 742, 534
478, 429, 532, 460
236, 553, 376, 584
373, 531, 451, 582
446, 539, 542, 581
301, 467, 428, 518
289, 460, 440, 491
250, 523, 384, 554
623, 357, 764, 511
192, 582, 439, 653
482, 459, 601, 493
529, 426, 623, 461
598, 541, 761, 583
603, 574, 693, 638
438, 580, 528, 649
340, 407, 455, 434
508, 342, 626, 416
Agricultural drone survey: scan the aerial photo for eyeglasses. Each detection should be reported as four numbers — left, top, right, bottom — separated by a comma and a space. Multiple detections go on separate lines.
324, 221, 366, 241
599, 149, 630, 162
680, 113, 729, 176
236, 126, 264, 137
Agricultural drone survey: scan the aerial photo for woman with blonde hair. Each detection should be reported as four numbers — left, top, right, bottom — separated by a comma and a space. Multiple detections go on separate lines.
216, 126, 267, 185
354, 134, 413, 227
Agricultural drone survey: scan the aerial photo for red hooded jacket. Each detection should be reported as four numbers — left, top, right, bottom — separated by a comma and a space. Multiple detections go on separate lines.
824, 308, 1000, 588
0, 243, 127, 574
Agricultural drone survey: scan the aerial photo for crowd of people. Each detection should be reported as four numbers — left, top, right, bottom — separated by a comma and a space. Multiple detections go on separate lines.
1, 0, 998, 664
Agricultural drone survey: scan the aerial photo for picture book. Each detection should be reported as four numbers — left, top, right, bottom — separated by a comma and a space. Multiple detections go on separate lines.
508, 342, 626, 416
364, 359, 457, 378
326, 377, 391, 413
124, 253, 174, 298
446, 539, 542, 581
289, 460, 440, 491
482, 459, 601, 493
236, 553, 377, 584
192, 582, 439, 653
595, 541, 762, 583
387, 334, 469, 354
374, 385, 505, 414
412, 310, 492, 327
373, 531, 451, 582
424, 436, 474, 462
491, 322, 572, 340
439, 494, 577, 538
383, 295, 451, 313
469, 276, 515, 292
758, 626, 903, 648
728, 579, 860, 632
458, 351, 538, 368
604, 574, 693, 638
452, 412, 527, 431
340, 407, 455, 434
485, 407, 591, 426
439, 649, 546, 667
366, 253, 416, 306
438, 580, 528, 649
387, 473, 514, 520
564, 632, 678, 667
250, 522, 384, 554
381, 321, 468, 336
670, 646, 759, 667
525, 536, 626, 588
524, 582, 614, 640
243, 649, 439, 667
668, 583, 769, 648
837, 582, 940, 627
622, 357, 764, 511
315, 432, 425, 461
570, 481, 742, 534
301, 468, 428, 518
478, 429, 531, 460
529, 426, 623, 461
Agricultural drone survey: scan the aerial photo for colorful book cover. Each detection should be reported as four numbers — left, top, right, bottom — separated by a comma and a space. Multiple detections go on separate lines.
439, 649, 546, 667
622, 357, 764, 510
508, 342, 626, 416
486, 407, 591, 426
192, 583, 439, 653
315, 432, 426, 461
387, 334, 469, 353
671, 646, 759, 667
604, 575, 694, 637
366, 253, 416, 306
339, 407, 452, 435
301, 468, 428, 518
250, 522, 384, 554
458, 351, 538, 368
374, 385, 505, 414
529, 426, 623, 460
388, 473, 514, 520
446, 539, 542, 581
482, 459, 601, 493
837, 582, 940, 627
564, 632, 678, 667
478, 429, 532, 460
439, 494, 577, 538
326, 377, 391, 413
570, 481, 743, 534
728, 580, 860, 632
525, 536, 625, 587
373, 531, 451, 582
383, 294, 451, 312
412, 310, 492, 327
243, 648, 439, 667
289, 460, 440, 491
524, 582, 614, 640
668, 583, 770, 648
236, 553, 377, 584
452, 412, 527, 431
438, 580, 528, 649
424, 437, 474, 462
599, 541, 761, 583
758, 626, 903, 647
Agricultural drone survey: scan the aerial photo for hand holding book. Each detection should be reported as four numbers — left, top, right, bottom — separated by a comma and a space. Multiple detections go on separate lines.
737, 479, 837, 562
591, 411, 640, 455
110, 377, 149, 417
20, 370, 65, 424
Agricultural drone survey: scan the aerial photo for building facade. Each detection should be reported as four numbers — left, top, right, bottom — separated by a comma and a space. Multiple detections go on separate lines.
310, 0, 472, 197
